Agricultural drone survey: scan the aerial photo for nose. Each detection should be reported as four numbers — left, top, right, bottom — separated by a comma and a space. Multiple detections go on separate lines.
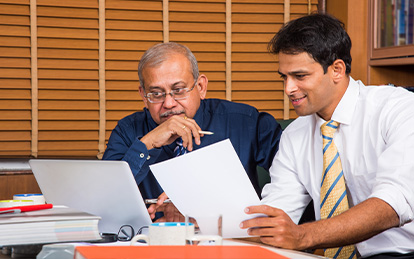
284, 77, 297, 96
162, 92, 177, 108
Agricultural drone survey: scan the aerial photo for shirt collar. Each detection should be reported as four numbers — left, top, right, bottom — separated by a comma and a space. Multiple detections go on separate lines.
331, 76, 360, 126
314, 76, 360, 127
193, 99, 205, 126
314, 76, 361, 129
144, 108, 159, 130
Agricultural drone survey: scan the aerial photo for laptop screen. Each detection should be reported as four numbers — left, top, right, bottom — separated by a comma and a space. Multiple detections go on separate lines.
29, 159, 152, 234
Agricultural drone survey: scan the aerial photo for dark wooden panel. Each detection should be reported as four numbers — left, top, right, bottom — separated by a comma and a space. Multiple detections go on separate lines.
0, 172, 41, 200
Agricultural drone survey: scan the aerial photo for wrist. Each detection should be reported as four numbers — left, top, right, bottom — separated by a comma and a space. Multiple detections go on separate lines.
297, 222, 317, 250
140, 135, 155, 150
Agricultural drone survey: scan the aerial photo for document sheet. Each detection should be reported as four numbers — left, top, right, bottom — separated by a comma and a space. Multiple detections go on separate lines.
150, 139, 262, 238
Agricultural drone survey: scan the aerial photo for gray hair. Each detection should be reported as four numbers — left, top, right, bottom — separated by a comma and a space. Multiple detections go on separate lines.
138, 42, 199, 89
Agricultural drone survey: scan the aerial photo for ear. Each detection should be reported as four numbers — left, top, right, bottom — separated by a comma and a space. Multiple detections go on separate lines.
331, 59, 346, 84
139, 86, 149, 108
196, 74, 208, 100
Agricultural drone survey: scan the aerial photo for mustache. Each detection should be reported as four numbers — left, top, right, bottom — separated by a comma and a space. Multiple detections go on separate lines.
160, 110, 185, 118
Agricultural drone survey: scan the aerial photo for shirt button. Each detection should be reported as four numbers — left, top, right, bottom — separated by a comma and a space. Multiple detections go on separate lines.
139, 153, 144, 158
147, 155, 151, 160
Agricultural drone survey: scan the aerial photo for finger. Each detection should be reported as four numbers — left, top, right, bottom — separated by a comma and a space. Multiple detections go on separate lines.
185, 118, 202, 145
240, 216, 268, 229
147, 204, 156, 214
247, 225, 279, 236
181, 117, 202, 147
147, 205, 157, 219
245, 205, 281, 216
181, 125, 195, 151
149, 211, 156, 220
242, 212, 288, 230
157, 193, 169, 206
154, 217, 167, 223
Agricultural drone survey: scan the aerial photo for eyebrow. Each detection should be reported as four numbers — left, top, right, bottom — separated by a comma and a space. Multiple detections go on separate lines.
278, 70, 308, 76
147, 81, 187, 91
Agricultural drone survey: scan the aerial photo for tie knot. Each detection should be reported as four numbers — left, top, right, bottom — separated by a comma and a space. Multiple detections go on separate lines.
174, 138, 187, 156
321, 120, 339, 138
176, 138, 183, 147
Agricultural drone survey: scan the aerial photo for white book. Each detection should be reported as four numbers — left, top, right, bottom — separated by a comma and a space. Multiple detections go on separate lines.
0, 205, 101, 246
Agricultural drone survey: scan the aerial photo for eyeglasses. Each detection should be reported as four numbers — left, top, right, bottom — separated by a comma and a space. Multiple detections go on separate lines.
143, 81, 197, 103
117, 224, 135, 241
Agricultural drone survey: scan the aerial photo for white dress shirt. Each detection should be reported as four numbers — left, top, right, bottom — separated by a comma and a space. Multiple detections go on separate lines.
262, 77, 414, 257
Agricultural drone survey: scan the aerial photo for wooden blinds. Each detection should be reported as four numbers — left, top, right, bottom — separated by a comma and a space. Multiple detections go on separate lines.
1, 0, 32, 157
0, 0, 318, 158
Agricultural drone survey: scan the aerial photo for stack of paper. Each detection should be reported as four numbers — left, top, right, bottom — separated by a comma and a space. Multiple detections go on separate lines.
0, 205, 101, 246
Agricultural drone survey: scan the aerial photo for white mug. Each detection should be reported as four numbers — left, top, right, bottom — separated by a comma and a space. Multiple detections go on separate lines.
130, 222, 194, 246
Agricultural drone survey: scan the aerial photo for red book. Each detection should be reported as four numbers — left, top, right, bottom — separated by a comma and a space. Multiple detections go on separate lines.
74, 245, 290, 259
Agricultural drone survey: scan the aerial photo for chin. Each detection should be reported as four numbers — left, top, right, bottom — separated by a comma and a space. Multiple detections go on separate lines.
294, 109, 312, 117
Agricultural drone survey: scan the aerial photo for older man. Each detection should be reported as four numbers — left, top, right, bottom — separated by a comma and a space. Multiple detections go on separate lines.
103, 42, 282, 221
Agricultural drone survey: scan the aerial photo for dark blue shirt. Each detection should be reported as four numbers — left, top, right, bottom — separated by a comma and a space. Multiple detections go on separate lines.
103, 99, 282, 201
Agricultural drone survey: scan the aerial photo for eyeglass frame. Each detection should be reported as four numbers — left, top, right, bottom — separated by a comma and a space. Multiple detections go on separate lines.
142, 80, 197, 104
116, 224, 135, 242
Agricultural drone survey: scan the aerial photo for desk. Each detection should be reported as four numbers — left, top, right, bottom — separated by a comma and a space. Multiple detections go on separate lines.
0, 239, 326, 259
224, 239, 326, 259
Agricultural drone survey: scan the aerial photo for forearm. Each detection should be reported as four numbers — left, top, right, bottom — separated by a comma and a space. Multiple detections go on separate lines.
300, 197, 399, 249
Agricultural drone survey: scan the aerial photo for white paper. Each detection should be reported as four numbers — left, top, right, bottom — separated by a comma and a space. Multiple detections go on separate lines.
150, 139, 261, 238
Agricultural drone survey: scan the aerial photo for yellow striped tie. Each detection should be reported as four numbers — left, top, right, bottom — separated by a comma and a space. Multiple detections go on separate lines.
320, 120, 356, 259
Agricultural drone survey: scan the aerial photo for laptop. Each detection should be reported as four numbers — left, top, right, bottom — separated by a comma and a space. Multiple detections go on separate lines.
29, 159, 152, 235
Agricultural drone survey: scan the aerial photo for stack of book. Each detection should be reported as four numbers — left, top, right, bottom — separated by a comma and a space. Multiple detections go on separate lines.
0, 205, 101, 246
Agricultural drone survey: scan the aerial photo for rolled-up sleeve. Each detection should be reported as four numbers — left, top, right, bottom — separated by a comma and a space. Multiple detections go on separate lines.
369, 96, 414, 226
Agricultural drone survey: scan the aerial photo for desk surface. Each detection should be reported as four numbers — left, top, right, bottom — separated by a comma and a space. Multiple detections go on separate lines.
0, 239, 326, 259
224, 239, 325, 259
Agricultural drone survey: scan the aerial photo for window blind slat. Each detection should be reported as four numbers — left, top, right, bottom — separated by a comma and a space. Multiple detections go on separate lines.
39, 121, 98, 130
39, 131, 98, 140
37, 6, 98, 19
39, 110, 99, 120
0, 110, 31, 120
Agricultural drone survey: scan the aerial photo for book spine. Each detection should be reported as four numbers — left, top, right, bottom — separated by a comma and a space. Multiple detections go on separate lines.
399, 0, 406, 45
408, 0, 414, 44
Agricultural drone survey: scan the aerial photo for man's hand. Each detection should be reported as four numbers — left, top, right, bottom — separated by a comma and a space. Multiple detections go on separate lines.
140, 115, 203, 151
240, 205, 308, 250
241, 198, 400, 252
147, 192, 185, 222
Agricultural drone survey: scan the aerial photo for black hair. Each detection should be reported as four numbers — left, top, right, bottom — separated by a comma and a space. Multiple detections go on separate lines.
268, 13, 352, 74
